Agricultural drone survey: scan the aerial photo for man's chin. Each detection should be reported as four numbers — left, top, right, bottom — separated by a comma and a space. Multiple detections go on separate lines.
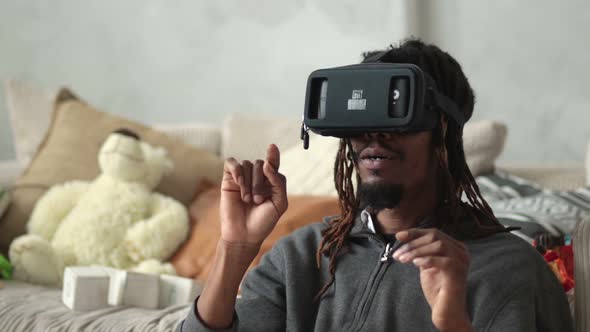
362, 172, 405, 185
358, 182, 404, 212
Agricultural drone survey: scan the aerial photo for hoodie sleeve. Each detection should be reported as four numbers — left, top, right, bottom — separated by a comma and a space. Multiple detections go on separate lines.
484, 269, 574, 332
176, 243, 287, 332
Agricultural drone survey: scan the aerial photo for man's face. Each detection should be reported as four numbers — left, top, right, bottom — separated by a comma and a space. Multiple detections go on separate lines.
349, 131, 436, 210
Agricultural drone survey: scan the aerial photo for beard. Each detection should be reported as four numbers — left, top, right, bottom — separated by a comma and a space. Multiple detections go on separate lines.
358, 181, 404, 212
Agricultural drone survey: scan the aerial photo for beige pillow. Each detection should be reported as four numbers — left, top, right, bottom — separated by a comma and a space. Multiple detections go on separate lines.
4, 80, 57, 164
462, 120, 507, 176
281, 120, 508, 196
498, 166, 587, 192
4, 80, 223, 160
0, 89, 224, 255
153, 123, 222, 157
281, 134, 344, 196
221, 112, 302, 161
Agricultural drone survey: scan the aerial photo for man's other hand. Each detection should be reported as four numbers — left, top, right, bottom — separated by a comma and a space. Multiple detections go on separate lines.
393, 228, 474, 332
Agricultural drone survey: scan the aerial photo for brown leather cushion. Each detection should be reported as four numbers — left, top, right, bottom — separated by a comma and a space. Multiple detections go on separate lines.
170, 181, 340, 283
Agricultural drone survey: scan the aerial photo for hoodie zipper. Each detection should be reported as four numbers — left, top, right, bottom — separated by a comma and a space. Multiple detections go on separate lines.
348, 237, 400, 331
347, 234, 410, 331
346, 216, 436, 331
380, 241, 405, 263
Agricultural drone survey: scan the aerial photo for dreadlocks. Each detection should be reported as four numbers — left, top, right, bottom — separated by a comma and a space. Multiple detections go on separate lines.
315, 38, 507, 300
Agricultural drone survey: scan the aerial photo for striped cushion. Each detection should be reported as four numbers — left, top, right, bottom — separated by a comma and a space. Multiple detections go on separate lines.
490, 188, 590, 242
476, 170, 544, 202
476, 171, 590, 242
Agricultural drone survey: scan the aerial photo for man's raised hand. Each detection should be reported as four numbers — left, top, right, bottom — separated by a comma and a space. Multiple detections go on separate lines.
219, 144, 288, 247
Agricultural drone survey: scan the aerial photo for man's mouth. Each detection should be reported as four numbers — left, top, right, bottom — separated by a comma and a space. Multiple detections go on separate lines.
358, 147, 403, 170
361, 155, 393, 161
359, 147, 402, 160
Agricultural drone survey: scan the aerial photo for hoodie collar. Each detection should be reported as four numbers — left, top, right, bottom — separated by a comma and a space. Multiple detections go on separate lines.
349, 209, 437, 238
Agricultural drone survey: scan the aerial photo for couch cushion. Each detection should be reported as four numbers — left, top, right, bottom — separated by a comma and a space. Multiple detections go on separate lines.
0, 88, 224, 255
475, 170, 544, 202
476, 170, 589, 242
280, 134, 347, 196
153, 123, 222, 157
221, 112, 302, 161
4, 80, 57, 164
280, 120, 508, 196
489, 188, 590, 242
0, 161, 24, 188
462, 120, 507, 176
0, 186, 10, 220
498, 166, 587, 192
586, 139, 590, 186
4, 80, 224, 160
170, 181, 340, 283
0, 280, 189, 332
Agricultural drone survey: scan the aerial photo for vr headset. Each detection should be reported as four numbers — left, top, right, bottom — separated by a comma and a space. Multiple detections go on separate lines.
301, 53, 466, 149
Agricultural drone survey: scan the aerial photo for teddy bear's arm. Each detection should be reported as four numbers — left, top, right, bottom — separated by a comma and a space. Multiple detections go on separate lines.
27, 181, 90, 241
124, 193, 189, 262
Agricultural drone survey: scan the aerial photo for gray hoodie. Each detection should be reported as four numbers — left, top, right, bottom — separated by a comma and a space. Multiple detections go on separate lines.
177, 214, 574, 331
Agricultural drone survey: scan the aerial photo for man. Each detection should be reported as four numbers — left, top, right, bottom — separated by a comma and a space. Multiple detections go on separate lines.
177, 39, 573, 331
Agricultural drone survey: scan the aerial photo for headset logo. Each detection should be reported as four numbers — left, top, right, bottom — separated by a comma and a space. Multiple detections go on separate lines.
348, 89, 367, 111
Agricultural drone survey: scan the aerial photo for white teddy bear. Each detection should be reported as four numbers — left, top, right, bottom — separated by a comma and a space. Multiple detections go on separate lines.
9, 129, 190, 286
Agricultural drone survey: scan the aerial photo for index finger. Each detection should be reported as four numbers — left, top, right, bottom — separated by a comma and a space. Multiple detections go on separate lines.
265, 144, 280, 171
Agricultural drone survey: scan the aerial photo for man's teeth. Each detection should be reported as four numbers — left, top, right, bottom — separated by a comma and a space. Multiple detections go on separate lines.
367, 156, 389, 160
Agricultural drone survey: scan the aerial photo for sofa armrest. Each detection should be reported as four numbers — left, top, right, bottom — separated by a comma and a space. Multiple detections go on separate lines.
574, 217, 590, 330
0, 160, 24, 187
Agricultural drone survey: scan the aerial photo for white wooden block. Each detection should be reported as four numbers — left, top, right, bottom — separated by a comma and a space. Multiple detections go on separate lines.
62, 266, 110, 311
108, 270, 160, 309
159, 274, 202, 308
90, 265, 119, 279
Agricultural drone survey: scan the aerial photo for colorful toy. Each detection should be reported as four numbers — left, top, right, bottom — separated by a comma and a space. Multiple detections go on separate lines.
533, 234, 575, 292
0, 254, 13, 279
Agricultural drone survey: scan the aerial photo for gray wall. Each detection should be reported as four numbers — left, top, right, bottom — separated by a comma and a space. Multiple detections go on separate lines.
411, 0, 590, 164
1, 0, 589, 164
0, 0, 408, 161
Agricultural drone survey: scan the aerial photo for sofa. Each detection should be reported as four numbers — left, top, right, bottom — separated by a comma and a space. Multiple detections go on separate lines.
0, 80, 589, 331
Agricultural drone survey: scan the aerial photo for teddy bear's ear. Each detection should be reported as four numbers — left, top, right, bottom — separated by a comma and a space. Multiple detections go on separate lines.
155, 148, 174, 174
162, 155, 174, 174
163, 158, 174, 174
141, 142, 174, 174
112, 128, 140, 140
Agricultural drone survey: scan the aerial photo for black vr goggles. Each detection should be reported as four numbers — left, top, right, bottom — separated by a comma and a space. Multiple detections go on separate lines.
301, 59, 466, 149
